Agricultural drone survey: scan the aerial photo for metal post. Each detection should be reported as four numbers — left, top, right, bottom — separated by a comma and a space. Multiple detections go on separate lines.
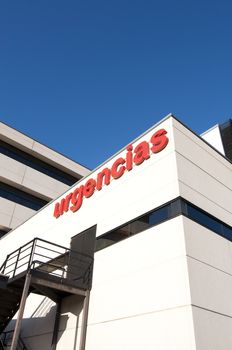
13, 248, 21, 278
28, 239, 37, 270
51, 301, 61, 350
79, 291, 90, 350
10, 273, 31, 350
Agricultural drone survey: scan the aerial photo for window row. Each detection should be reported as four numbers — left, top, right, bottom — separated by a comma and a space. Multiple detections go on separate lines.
0, 140, 80, 186
95, 197, 232, 252
0, 182, 48, 211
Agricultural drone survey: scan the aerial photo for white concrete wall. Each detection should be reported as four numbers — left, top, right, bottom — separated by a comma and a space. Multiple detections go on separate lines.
173, 118, 232, 226
173, 119, 232, 350
0, 153, 73, 230
201, 124, 225, 155
0, 197, 35, 230
83, 217, 195, 350
1, 116, 190, 349
1, 115, 232, 350
18, 217, 196, 350
0, 121, 90, 231
0, 117, 178, 258
183, 217, 232, 350
0, 122, 90, 178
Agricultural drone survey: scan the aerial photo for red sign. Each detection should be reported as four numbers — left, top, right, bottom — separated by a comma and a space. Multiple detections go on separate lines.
53, 128, 169, 218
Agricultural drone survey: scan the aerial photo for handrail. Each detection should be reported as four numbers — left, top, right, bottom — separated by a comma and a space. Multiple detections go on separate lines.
0, 239, 34, 273
0, 259, 7, 274
0, 339, 4, 350
0, 237, 93, 273
4, 239, 35, 261
0, 238, 94, 290
35, 237, 93, 259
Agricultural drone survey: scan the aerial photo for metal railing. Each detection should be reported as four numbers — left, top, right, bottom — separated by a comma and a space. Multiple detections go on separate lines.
0, 238, 94, 290
0, 331, 27, 350
0, 339, 5, 350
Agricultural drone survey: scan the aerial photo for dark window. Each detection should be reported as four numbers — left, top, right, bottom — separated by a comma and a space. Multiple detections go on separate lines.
95, 197, 232, 252
0, 182, 48, 210
0, 140, 80, 186
222, 225, 232, 241
95, 201, 174, 252
95, 226, 131, 251
186, 203, 223, 235
148, 206, 169, 226
0, 229, 9, 239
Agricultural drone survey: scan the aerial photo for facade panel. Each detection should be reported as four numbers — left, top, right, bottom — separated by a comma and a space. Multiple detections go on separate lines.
0, 115, 232, 350
0, 121, 90, 233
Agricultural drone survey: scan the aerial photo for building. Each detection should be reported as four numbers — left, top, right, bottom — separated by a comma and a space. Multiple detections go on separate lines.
201, 118, 232, 160
0, 121, 90, 237
0, 114, 232, 350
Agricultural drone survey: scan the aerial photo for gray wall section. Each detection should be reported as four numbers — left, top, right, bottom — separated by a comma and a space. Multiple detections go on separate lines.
0, 121, 90, 232
174, 117, 232, 349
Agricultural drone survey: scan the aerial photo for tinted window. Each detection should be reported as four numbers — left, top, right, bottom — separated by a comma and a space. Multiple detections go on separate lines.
222, 225, 232, 241
96, 203, 171, 252
187, 204, 223, 235
0, 140, 80, 186
0, 182, 48, 210
149, 206, 169, 226
95, 197, 232, 253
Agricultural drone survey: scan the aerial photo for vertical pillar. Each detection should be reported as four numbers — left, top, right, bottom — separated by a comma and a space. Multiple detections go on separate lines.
79, 291, 90, 350
51, 301, 61, 350
10, 273, 31, 350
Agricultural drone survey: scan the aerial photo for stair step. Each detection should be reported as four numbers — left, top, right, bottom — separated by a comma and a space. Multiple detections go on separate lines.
0, 283, 21, 333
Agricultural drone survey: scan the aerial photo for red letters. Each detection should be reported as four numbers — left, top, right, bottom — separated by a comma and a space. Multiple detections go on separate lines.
84, 179, 96, 198
64, 193, 73, 212
53, 202, 61, 218
70, 186, 84, 212
111, 157, 126, 179
54, 128, 169, 218
126, 144, 133, 171
96, 168, 111, 191
150, 129, 169, 153
133, 141, 150, 165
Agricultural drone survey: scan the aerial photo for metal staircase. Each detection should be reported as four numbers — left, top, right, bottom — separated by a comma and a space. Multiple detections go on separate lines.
0, 238, 94, 350
0, 331, 27, 349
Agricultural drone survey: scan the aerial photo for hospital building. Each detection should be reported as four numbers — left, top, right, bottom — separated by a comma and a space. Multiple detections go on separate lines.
0, 115, 231, 350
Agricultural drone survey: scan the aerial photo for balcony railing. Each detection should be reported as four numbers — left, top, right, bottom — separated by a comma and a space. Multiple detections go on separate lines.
0, 238, 93, 290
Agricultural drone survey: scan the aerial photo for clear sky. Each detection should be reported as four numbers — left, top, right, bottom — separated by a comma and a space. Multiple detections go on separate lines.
0, 0, 232, 169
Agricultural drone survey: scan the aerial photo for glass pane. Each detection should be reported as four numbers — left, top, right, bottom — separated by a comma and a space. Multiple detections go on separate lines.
0, 140, 79, 186
187, 204, 222, 235
222, 225, 232, 241
129, 215, 150, 235
0, 182, 48, 210
149, 206, 169, 226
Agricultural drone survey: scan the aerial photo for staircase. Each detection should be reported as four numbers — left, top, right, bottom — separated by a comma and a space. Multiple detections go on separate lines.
0, 331, 27, 350
0, 238, 94, 349
0, 338, 5, 350
0, 277, 22, 335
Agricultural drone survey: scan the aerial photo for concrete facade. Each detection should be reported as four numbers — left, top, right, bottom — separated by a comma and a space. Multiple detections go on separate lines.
202, 118, 232, 162
0, 122, 90, 235
0, 115, 232, 350
201, 124, 225, 155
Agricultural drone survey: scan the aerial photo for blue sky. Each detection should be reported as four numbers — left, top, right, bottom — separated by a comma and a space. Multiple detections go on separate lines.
0, 0, 232, 169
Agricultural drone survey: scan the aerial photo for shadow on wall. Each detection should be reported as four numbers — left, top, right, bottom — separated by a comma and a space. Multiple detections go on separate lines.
5, 295, 85, 350
57, 295, 85, 350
